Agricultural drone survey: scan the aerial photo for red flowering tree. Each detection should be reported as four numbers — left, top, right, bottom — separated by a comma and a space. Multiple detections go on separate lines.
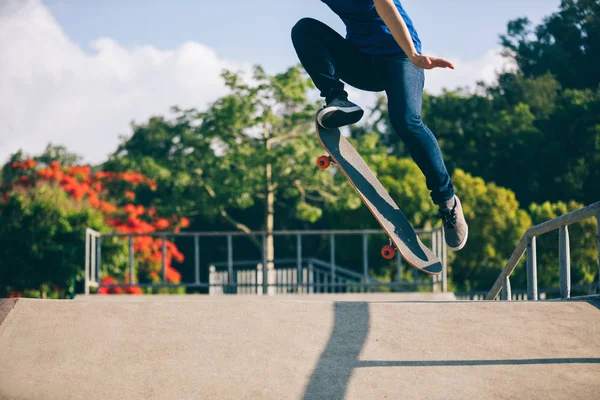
1, 158, 190, 297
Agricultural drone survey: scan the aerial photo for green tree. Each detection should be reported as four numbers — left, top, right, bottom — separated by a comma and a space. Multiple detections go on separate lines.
500, 0, 600, 90
364, 89, 550, 206
542, 88, 600, 204
104, 66, 354, 273
449, 169, 531, 291
0, 183, 127, 298
2, 144, 83, 187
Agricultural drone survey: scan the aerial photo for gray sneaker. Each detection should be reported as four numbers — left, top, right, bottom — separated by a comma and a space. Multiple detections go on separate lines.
317, 98, 364, 129
439, 195, 468, 251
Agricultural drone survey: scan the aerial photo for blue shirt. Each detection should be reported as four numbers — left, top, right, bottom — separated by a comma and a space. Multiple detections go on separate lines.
321, 0, 422, 55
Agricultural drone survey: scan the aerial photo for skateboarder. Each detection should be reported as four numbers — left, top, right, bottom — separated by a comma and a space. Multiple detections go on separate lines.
291, 0, 468, 250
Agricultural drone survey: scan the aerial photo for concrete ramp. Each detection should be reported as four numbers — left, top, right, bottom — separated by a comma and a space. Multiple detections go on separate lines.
1, 295, 599, 399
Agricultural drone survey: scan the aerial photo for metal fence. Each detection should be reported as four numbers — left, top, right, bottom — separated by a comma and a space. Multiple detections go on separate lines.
84, 228, 447, 295
486, 200, 600, 301
206, 257, 439, 295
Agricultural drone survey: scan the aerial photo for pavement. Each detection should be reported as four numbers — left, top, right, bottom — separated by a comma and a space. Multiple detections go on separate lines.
1, 293, 599, 400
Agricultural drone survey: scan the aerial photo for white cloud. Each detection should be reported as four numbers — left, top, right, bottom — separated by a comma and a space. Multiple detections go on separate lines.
424, 49, 517, 95
0, 0, 249, 164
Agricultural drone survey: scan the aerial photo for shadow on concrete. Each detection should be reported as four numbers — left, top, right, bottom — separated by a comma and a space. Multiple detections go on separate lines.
304, 302, 369, 400
553, 297, 600, 310
580, 297, 600, 310
303, 301, 600, 400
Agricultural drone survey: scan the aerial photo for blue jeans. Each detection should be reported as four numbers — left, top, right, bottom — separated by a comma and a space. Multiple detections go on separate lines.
291, 18, 455, 205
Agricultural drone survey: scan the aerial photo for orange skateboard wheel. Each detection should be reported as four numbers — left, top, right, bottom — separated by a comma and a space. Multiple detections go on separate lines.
317, 155, 331, 169
381, 245, 396, 259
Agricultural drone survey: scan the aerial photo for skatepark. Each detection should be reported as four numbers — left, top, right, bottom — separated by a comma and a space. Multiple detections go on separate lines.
1, 190, 599, 400
3, 1, 600, 399
1, 293, 599, 399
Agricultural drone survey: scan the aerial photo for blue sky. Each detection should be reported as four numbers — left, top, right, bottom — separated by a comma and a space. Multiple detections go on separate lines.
44, 0, 559, 73
2, 0, 561, 164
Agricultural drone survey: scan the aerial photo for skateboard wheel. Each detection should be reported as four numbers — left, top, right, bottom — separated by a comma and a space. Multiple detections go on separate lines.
381, 245, 396, 260
317, 155, 331, 169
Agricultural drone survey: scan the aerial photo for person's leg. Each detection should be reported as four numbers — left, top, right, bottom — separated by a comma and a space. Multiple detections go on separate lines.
291, 18, 384, 127
381, 56, 454, 204
380, 56, 467, 250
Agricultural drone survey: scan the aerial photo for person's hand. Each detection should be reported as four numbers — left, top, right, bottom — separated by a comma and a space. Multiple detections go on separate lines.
409, 54, 455, 70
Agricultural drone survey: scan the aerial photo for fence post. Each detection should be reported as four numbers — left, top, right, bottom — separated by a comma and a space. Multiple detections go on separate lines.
194, 236, 200, 285
256, 264, 263, 296
85, 229, 90, 295
501, 275, 512, 301
559, 226, 571, 299
413, 267, 418, 292
129, 235, 134, 285
526, 235, 538, 300
96, 236, 102, 283
209, 265, 216, 295
330, 234, 335, 293
162, 236, 167, 283
297, 234, 302, 293
596, 213, 600, 295
362, 233, 369, 292
90, 235, 96, 283
442, 229, 448, 293
437, 229, 443, 292
262, 234, 268, 295
396, 252, 402, 289
432, 231, 438, 293
308, 260, 314, 294
227, 235, 233, 293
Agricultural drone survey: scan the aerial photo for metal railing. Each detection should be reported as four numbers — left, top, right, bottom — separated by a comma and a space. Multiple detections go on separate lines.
459, 283, 599, 301
84, 227, 447, 295
486, 201, 600, 301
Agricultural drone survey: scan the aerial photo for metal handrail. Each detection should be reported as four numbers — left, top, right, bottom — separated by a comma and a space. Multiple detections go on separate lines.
486, 201, 600, 300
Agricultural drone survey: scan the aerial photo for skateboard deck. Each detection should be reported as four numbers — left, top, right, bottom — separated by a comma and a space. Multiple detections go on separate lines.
316, 122, 443, 275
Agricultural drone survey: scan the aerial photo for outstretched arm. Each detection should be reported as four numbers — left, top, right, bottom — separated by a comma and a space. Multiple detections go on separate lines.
373, 0, 454, 70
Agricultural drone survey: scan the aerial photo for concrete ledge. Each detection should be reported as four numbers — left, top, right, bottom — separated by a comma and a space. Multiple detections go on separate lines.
74, 292, 458, 302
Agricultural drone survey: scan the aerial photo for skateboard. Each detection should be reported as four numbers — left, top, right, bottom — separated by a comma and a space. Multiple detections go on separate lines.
315, 120, 443, 275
